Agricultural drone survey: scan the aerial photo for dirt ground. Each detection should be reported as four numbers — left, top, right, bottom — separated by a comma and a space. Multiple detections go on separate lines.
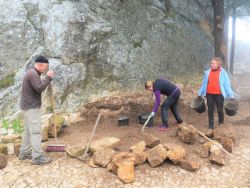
1, 78, 250, 188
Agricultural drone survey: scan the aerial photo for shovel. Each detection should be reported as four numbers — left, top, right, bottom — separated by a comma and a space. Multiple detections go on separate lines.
141, 115, 152, 132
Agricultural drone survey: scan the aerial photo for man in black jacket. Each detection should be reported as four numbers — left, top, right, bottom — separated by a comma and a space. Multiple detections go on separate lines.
19, 55, 54, 165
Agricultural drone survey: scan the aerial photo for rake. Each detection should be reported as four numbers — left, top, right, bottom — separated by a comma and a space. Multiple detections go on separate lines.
45, 84, 66, 152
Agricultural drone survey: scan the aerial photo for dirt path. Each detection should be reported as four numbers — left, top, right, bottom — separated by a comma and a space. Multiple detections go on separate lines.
1, 83, 250, 188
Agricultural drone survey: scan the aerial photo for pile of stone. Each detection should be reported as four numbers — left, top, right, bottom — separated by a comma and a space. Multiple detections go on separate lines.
0, 134, 22, 170
176, 123, 235, 166
64, 123, 236, 184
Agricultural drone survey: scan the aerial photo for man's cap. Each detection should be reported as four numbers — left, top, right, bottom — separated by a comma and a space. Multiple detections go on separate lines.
35, 55, 49, 64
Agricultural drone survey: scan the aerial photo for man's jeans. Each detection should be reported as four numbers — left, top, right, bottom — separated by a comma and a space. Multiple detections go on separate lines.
19, 108, 43, 159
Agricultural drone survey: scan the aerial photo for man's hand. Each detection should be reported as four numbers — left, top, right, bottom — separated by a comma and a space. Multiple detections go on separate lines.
150, 112, 155, 117
47, 70, 54, 78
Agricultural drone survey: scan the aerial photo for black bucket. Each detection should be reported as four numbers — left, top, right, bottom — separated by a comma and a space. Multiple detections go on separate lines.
190, 96, 206, 113
137, 112, 154, 127
118, 116, 129, 126
224, 99, 239, 116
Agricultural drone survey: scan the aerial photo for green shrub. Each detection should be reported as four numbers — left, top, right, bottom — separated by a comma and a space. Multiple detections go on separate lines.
12, 118, 23, 134
0, 72, 15, 89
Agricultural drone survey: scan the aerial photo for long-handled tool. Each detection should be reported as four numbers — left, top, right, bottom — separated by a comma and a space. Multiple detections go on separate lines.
45, 84, 66, 152
82, 113, 101, 159
189, 124, 250, 170
141, 115, 152, 132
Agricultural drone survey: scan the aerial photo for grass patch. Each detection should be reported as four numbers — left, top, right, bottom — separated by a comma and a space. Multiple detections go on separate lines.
0, 72, 15, 89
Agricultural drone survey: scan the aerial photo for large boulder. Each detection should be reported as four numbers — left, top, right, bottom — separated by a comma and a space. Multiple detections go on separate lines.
0, 0, 214, 119
177, 123, 198, 145
0, 154, 7, 169
143, 134, 160, 148
92, 148, 117, 167
90, 137, 120, 152
147, 144, 167, 167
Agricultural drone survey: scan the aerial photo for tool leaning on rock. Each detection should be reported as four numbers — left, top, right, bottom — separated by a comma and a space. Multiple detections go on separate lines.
45, 84, 66, 152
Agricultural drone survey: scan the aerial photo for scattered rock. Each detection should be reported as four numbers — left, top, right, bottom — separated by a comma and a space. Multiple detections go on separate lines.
198, 137, 207, 144
147, 144, 167, 167
110, 152, 137, 173
0, 144, 8, 155
209, 144, 225, 165
143, 133, 160, 148
214, 124, 236, 143
14, 142, 21, 157
90, 137, 120, 153
0, 154, 7, 169
65, 146, 86, 158
130, 141, 146, 152
177, 123, 198, 144
204, 129, 214, 138
180, 159, 200, 171
133, 150, 147, 165
1, 134, 22, 143
117, 161, 135, 183
216, 137, 233, 153
165, 144, 186, 165
42, 125, 49, 142
199, 141, 220, 158
92, 148, 117, 167
88, 158, 99, 168
48, 114, 65, 138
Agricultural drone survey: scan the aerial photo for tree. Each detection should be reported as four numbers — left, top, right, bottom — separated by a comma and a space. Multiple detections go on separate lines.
211, 0, 228, 69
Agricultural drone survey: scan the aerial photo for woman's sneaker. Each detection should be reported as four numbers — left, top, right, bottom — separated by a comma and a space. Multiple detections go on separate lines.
32, 155, 52, 165
159, 125, 170, 131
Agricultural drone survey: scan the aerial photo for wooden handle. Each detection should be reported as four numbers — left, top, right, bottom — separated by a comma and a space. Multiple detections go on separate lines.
48, 83, 57, 143
83, 113, 101, 158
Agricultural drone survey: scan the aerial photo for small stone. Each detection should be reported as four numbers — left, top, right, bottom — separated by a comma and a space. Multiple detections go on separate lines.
117, 161, 135, 183
143, 133, 160, 148
166, 145, 186, 165
14, 142, 21, 157
130, 141, 146, 152
90, 137, 120, 152
180, 160, 200, 171
214, 124, 236, 142
65, 146, 86, 158
42, 126, 49, 142
209, 144, 225, 165
0, 154, 7, 169
216, 137, 233, 153
1, 134, 21, 143
48, 114, 64, 138
88, 158, 99, 168
0, 143, 8, 155
177, 123, 198, 145
92, 148, 117, 167
147, 144, 167, 167
110, 152, 137, 173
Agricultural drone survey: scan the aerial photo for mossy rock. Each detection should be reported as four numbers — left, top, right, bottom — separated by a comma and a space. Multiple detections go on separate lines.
48, 114, 65, 138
